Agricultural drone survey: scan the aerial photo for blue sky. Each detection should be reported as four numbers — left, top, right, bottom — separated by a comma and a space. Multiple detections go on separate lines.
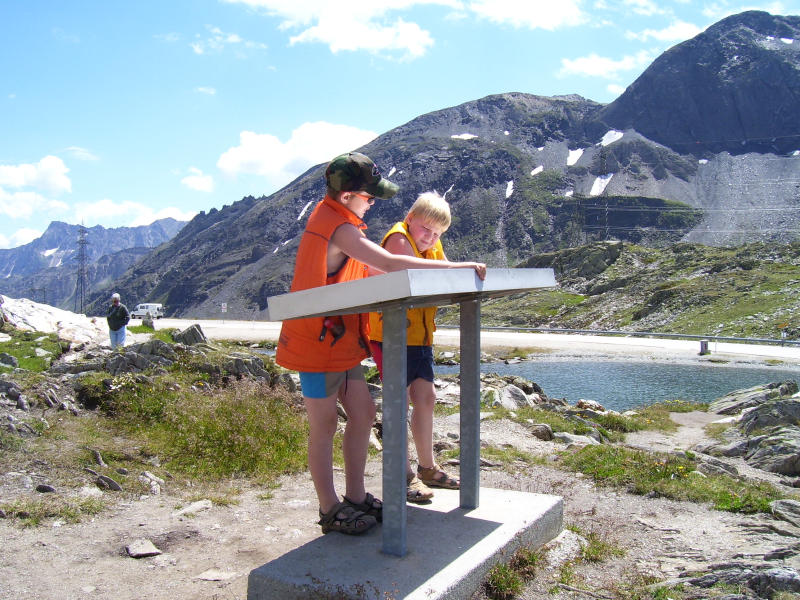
1, 0, 798, 249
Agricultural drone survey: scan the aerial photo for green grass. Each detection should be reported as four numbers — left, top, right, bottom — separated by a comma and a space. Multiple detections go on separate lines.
623, 400, 708, 433
67, 367, 308, 483
433, 402, 461, 417
0, 327, 64, 372
704, 422, 732, 441
497, 347, 533, 361
133, 380, 306, 480
0, 429, 25, 451
580, 530, 626, 563
495, 406, 590, 435
485, 563, 523, 599
480, 445, 545, 469
128, 323, 178, 345
484, 547, 544, 599
0, 495, 105, 527
560, 445, 783, 513
483, 401, 707, 447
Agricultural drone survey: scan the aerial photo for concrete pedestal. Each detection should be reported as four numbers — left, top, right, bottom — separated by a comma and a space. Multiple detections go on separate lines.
247, 487, 563, 600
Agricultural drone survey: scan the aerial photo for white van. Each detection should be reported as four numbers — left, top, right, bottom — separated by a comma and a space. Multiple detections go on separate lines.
130, 303, 165, 319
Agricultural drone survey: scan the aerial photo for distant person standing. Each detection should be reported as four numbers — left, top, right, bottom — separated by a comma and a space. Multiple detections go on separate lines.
107, 293, 130, 349
0, 295, 7, 331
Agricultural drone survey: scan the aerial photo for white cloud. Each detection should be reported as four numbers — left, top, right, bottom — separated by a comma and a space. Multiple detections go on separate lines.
155, 32, 182, 42
607, 83, 626, 96
71, 198, 197, 229
559, 50, 653, 79
289, 16, 435, 59
0, 228, 43, 249
702, 2, 786, 20
626, 20, 702, 42
181, 167, 215, 192
0, 188, 69, 221
129, 206, 198, 227
223, 0, 463, 59
621, 0, 664, 16
469, 0, 587, 30
195, 86, 217, 95
64, 146, 99, 161
217, 121, 378, 189
191, 25, 267, 55
0, 156, 72, 194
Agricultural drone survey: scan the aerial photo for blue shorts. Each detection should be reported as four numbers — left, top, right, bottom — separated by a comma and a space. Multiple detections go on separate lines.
370, 342, 434, 386
298, 365, 365, 399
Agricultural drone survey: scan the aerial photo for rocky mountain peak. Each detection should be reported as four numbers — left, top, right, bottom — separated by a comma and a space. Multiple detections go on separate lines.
595, 11, 800, 155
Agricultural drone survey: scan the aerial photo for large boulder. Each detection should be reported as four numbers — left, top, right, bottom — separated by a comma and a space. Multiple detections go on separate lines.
771, 499, 800, 528
126, 339, 177, 361
172, 324, 208, 346
739, 398, 800, 435
744, 427, 800, 475
709, 381, 798, 415
0, 352, 19, 368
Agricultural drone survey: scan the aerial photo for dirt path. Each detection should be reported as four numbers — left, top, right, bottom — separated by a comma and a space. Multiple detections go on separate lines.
624, 410, 722, 452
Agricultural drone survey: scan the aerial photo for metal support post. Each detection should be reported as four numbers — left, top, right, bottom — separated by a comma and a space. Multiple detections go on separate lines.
459, 299, 481, 509
381, 306, 408, 556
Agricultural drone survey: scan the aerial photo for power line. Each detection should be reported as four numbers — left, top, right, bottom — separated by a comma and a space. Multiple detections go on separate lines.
583, 225, 800, 233
74, 225, 88, 314
579, 206, 800, 213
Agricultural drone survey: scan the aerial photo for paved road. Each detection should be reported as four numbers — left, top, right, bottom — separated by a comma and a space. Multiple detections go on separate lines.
156, 318, 800, 364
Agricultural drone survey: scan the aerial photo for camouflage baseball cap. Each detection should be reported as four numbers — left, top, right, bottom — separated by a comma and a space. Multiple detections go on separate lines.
325, 152, 399, 199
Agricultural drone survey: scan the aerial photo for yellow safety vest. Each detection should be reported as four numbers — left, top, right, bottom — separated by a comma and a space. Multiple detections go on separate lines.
368, 221, 444, 346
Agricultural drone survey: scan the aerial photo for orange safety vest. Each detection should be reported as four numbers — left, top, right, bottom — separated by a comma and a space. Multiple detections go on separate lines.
275, 196, 371, 372
368, 221, 444, 346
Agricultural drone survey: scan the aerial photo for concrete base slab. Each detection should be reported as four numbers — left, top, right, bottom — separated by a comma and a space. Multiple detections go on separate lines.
247, 487, 563, 600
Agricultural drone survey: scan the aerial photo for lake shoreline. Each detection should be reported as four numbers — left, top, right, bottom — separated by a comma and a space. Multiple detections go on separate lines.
156, 317, 800, 366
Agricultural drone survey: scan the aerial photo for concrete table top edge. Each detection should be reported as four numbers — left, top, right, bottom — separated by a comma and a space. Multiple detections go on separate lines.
266, 268, 557, 321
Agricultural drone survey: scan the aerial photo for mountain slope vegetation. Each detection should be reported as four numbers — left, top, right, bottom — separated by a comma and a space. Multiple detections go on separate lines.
451, 240, 800, 340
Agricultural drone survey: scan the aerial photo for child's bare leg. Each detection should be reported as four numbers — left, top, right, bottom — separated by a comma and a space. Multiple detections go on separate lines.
409, 378, 436, 469
304, 394, 340, 514
338, 379, 376, 504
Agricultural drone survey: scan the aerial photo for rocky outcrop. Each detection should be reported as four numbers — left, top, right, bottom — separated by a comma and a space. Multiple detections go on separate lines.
696, 382, 800, 477
709, 381, 798, 414
43, 326, 275, 388
172, 324, 207, 346
662, 564, 800, 597
518, 240, 623, 280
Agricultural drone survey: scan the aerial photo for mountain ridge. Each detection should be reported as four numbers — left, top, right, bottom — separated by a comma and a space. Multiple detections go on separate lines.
69, 10, 800, 319
0, 218, 186, 310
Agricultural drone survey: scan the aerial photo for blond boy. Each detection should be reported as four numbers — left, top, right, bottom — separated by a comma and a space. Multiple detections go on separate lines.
369, 192, 462, 503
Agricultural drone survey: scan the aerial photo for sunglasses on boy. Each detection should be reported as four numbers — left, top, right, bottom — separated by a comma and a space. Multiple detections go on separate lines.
351, 191, 375, 205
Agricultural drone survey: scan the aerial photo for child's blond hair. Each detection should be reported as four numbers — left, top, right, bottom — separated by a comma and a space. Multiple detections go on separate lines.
406, 191, 451, 230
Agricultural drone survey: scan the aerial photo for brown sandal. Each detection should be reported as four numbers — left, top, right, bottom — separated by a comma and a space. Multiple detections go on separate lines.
417, 463, 460, 489
318, 502, 377, 535
344, 492, 383, 523
406, 474, 434, 503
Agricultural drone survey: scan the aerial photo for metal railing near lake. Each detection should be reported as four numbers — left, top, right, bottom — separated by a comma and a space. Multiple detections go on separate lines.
437, 325, 800, 347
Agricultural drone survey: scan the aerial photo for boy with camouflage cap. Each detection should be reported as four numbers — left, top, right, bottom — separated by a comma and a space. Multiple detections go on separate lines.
276, 152, 486, 535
